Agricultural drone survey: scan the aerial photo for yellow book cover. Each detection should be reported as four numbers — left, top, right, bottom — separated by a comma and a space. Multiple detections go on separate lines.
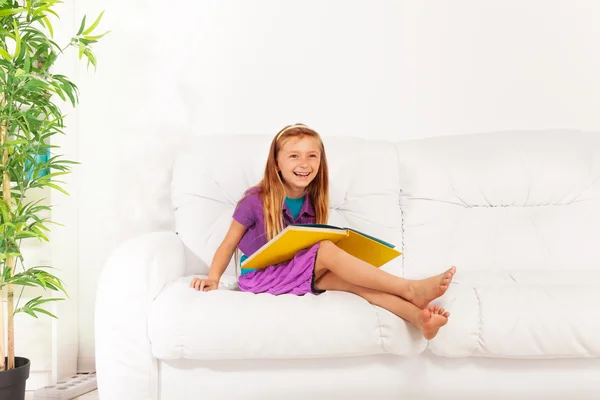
241, 224, 402, 270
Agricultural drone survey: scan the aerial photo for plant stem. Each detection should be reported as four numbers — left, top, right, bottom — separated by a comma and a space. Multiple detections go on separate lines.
0, 93, 7, 370
1, 90, 15, 370
0, 92, 5, 372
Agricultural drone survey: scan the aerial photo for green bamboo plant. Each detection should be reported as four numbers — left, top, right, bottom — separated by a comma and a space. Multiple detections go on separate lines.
0, 0, 107, 371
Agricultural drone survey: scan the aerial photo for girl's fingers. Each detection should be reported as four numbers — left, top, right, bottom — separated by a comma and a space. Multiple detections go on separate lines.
190, 279, 218, 291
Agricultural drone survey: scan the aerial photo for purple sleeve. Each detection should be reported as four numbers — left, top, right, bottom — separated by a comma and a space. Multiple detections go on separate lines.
232, 194, 256, 228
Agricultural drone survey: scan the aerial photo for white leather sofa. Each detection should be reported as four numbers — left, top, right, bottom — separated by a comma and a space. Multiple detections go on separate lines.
95, 130, 600, 399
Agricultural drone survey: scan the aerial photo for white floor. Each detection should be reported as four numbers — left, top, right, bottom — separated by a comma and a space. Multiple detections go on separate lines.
26, 389, 98, 399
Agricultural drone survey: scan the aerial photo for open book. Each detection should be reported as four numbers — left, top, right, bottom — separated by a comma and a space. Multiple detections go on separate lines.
240, 224, 402, 270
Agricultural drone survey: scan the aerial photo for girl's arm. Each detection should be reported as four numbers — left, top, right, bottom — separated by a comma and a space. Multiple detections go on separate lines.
207, 219, 248, 282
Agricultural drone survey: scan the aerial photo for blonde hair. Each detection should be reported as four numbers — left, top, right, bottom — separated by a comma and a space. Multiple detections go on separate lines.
242, 123, 329, 241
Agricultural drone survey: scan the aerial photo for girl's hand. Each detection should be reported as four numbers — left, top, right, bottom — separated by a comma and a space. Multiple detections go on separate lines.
190, 277, 218, 292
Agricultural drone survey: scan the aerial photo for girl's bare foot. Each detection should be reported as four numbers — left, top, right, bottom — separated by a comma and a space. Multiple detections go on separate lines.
416, 305, 450, 340
409, 266, 456, 309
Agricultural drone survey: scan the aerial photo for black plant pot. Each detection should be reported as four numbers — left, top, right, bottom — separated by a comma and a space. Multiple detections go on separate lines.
0, 357, 31, 400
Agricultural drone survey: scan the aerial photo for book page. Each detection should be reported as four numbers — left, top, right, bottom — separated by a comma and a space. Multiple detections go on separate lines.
241, 226, 348, 270
335, 230, 402, 267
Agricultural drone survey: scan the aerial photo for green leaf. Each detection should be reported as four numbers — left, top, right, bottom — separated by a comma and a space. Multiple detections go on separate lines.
32, 297, 64, 306
23, 53, 31, 73
45, 182, 69, 196
33, 1, 61, 17
0, 252, 21, 261
22, 307, 39, 318
4, 269, 68, 295
78, 38, 96, 45
5, 280, 35, 288
15, 231, 39, 240
3, 139, 28, 146
13, 20, 22, 60
77, 15, 87, 35
26, 295, 43, 304
59, 83, 76, 106
44, 8, 59, 20
38, 171, 70, 180
39, 298, 55, 307
44, 82, 66, 101
37, 14, 46, 28
31, 44, 49, 64
0, 47, 13, 61
31, 227, 49, 241
52, 280, 67, 295
83, 31, 110, 41
42, 16, 54, 38
32, 307, 58, 319
85, 49, 97, 69
36, 222, 51, 232
35, 273, 47, 288
2, 265, 11, 280
0, 200, 10, 222
40, 51, 57, 72
78, 42, 85, 60
0, 8, 26, 17
82, 11, 104, 35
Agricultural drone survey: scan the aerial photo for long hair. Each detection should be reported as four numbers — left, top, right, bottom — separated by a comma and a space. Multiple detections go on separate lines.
244, 124, 329, 241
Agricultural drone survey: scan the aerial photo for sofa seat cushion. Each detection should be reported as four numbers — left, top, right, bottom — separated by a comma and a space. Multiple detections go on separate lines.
428, 270, 600, 359
148, 276, 427, 360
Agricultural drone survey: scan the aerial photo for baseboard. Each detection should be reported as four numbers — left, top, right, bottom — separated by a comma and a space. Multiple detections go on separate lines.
78, 356, 96, 373
24, 359, 96, 391
26, 370, 52, 391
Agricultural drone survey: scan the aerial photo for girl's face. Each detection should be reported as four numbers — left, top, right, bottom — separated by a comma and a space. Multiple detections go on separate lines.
276, 136, 321, 197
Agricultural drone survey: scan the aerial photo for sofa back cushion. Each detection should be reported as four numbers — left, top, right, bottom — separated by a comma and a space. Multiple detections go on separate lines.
397, 130, 600, 278
171, 135, 403, 277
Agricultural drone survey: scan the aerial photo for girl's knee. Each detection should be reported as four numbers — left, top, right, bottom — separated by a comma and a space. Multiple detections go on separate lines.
318, 240, 336, 254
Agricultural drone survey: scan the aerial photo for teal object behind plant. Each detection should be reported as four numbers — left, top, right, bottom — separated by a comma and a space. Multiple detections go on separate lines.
25, 148, 50, 181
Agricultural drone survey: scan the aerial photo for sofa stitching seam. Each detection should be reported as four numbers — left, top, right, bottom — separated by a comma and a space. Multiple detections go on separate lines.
395, 144, 405, 277
472, 287, 482, 354
370, 304, 388, 354
400, 206, 405, 277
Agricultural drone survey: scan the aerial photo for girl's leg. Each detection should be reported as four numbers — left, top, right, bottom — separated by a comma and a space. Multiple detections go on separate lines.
314, 271, 450, 340
314, 240, 456, 309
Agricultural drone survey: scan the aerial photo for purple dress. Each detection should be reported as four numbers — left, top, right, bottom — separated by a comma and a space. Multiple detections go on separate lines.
232, 189, 324, 296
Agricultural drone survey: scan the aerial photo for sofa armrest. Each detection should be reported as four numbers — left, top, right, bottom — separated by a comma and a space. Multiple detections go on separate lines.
95, 231, 185, 400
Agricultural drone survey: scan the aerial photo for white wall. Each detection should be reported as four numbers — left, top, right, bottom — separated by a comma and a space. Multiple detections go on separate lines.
37, 0, 600, 374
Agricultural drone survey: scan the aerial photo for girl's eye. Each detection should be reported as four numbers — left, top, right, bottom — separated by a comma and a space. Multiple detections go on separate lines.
310, 154, 318, 158
290, 154, 298, 158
